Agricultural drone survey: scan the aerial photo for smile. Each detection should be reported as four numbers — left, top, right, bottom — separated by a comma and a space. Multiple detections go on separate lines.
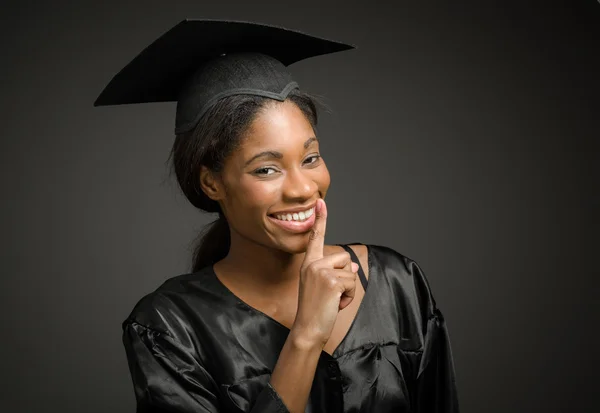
272, 207, 315, 222
267, 207, 316, 233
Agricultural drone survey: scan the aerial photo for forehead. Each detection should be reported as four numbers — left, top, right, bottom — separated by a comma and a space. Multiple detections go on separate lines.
239, 100, 316, 151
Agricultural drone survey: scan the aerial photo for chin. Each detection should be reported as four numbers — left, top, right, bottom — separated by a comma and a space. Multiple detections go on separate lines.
270, 232, 311, 255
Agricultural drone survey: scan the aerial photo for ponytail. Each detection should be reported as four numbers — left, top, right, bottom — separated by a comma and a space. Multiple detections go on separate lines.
191, 213, 231, 272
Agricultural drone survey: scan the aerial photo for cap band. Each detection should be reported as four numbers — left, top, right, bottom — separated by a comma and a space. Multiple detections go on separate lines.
174, 52, 300, 134
174, 81, 299, 134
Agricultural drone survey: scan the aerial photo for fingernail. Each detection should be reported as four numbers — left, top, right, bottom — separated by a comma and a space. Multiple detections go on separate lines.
351, 262, 359, 272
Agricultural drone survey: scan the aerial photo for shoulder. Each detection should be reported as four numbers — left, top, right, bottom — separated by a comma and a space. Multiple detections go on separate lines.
325, 242, 424, 283
326, 241, 418, 268
356, 243, 439, 312
122, 267, 216, 337
329, 242, 415, 270
363, 243, 425, 276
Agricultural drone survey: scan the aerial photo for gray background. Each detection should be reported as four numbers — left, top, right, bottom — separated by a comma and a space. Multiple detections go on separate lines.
1, 0, 598, 412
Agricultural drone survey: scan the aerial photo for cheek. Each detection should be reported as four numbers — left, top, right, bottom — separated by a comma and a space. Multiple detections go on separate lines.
235, 177, 280, 209
316, 164, 331, 193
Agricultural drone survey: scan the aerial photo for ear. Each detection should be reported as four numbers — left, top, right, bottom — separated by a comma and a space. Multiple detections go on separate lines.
199, 165, 226, 201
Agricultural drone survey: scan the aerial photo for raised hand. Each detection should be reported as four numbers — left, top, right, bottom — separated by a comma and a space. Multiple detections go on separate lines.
292, 198, 359, 348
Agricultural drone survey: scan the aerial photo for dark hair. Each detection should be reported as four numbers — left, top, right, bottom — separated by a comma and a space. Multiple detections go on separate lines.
168, 89, 322, 272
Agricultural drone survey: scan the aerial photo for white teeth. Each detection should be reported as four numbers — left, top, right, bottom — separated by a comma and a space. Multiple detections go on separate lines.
274, 207, 314, 222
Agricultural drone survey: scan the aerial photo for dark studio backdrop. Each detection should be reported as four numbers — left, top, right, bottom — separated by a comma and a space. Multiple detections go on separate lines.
1, 0, 598, 412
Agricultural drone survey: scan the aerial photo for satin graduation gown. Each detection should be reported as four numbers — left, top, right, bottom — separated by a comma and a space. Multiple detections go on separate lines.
122, 243, 460, 412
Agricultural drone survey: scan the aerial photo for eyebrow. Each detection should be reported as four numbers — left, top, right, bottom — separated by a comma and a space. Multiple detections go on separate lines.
244, 137, 318, 167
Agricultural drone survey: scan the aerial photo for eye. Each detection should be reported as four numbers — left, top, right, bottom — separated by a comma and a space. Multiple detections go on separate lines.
253, 166, 279, 176
303, 154, 321, 165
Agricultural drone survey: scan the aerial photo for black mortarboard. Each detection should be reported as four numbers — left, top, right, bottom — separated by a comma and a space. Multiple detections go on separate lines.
94, 19, 354, 134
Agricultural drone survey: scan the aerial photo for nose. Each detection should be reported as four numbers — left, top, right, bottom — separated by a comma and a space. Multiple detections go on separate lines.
282, 167, 318, 201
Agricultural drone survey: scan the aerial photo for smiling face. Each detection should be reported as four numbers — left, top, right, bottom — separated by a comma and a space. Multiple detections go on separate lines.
200, 99, 330, 254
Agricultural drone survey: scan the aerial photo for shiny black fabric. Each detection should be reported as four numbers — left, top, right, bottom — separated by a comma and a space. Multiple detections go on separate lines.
122, 244, 460, 412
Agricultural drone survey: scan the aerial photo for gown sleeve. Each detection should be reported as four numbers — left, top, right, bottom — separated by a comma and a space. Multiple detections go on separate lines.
408, 259, 461, 413
122, 320, 290, 413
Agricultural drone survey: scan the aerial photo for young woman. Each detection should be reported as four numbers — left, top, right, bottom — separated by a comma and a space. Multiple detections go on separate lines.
96, 19, 460, 413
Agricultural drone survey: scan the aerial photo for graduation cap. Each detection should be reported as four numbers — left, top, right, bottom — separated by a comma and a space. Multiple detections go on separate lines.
94, 19, 354, 134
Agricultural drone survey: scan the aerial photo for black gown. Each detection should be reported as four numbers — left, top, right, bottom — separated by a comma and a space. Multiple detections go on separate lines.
122, 243, 460, 412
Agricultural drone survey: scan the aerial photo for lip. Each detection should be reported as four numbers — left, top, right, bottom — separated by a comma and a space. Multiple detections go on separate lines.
267, 209, 316, 233
269, 202, 317, 216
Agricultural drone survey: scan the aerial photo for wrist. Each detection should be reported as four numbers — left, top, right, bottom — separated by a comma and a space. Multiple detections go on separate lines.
288, 326, 326, 353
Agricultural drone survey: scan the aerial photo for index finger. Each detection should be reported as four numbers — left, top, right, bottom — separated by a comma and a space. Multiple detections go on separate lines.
303, 198, 327, 264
